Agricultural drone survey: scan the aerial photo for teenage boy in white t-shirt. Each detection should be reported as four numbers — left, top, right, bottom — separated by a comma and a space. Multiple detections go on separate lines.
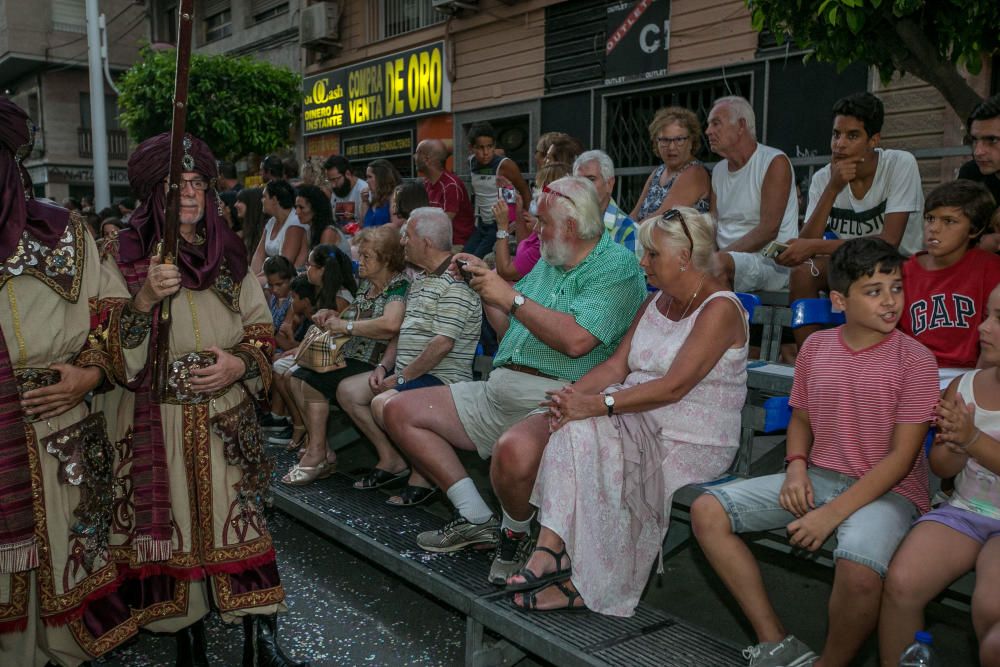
692, 238, 939, 667
776, 92, 924, 346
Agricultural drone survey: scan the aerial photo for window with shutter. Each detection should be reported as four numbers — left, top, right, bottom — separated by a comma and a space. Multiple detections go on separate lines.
201, 0, 231, 42
51, 0, 86, 33
250, 0, 288, 23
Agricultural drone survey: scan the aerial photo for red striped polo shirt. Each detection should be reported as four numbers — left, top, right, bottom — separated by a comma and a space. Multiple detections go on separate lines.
790, 327, 939, 513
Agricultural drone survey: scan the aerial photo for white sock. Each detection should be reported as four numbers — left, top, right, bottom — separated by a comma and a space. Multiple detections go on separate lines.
501, 509, 534, 534
446, 478, 493, 524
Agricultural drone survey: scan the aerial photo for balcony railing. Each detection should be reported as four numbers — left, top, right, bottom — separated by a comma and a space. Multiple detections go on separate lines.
78, 128, 129, 160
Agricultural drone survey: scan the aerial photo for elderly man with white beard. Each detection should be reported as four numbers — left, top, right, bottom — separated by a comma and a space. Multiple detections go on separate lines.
383, 176, 647, 586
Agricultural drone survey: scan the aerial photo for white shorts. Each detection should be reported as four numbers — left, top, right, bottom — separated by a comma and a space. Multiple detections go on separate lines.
729, 251, 790, 292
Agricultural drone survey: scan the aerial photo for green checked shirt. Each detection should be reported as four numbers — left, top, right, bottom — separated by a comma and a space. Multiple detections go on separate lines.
493, 232, 647, 381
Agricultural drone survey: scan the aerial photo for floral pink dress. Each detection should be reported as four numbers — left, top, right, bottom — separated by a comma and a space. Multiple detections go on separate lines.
531, 291, 748, 616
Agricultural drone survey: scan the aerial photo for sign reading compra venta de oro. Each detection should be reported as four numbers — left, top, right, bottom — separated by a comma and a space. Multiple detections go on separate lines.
302, 42, 450, 136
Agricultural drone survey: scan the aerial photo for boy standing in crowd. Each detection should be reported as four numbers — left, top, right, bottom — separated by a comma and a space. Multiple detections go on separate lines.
692, 238, 939, 667
465, 121, 531, 258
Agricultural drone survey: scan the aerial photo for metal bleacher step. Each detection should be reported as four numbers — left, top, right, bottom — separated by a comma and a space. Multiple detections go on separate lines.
267, 445, 744, 667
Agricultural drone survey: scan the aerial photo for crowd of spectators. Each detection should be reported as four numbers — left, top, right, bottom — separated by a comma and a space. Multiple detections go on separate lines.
82, 91, 1000, 666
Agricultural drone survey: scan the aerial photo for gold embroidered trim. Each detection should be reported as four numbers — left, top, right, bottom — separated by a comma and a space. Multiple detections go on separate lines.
6, 282, 27, 367
186, 291, 202, 352
0, 214, 87, 303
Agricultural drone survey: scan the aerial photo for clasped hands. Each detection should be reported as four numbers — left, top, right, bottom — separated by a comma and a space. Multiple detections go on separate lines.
540, 385, 602, 433
933, 392, 978, 455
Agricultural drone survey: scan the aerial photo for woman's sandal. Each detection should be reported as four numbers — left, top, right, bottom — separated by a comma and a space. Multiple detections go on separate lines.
282, 429, 307, 452
353, 467, 411, 490
505, 544, 573, 592
385, 485, 438, 507
281, 460, 330, 486
515, 579, 586, 613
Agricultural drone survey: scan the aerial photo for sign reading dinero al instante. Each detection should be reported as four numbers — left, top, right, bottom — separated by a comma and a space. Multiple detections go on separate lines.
302, 42, 450, 136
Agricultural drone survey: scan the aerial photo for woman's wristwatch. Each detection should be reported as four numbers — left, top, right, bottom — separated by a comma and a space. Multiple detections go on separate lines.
495, 229, 509, 240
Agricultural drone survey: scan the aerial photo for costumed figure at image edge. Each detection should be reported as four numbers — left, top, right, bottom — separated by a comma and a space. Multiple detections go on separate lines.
78, 132, 308, 667
0, 97, 132, 666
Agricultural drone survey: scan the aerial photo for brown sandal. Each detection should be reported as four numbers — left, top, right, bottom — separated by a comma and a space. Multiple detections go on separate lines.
515, 579, 586, 613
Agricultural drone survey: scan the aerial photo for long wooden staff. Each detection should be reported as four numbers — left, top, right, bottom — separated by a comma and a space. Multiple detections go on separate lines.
153, 0, 195, 397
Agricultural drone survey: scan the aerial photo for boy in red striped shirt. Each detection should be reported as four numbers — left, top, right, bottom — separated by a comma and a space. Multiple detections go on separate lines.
692, 238, 939, 667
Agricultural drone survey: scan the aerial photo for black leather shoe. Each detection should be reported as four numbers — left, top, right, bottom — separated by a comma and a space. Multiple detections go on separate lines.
241, 614, 309, 667
175, 617, 210, 667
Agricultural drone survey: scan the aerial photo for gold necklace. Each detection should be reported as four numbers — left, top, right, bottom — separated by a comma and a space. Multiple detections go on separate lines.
678, 272, 706, 320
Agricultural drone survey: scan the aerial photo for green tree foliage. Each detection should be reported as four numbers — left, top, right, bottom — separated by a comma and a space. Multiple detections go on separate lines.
746, 0, 999, 121
118, 47, 301, 160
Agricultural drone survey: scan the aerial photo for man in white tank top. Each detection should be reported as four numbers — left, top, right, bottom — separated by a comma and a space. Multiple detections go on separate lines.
707, 96, 799, 292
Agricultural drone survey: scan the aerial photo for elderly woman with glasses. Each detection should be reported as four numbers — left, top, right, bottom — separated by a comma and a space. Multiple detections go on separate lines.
505, 207, 748, 616
630, 106, 711, 222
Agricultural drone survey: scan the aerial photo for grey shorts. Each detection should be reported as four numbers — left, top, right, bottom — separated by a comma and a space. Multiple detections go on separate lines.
729, 251, 790, 292
707, 467, 919, 576
451, 367, 566, 459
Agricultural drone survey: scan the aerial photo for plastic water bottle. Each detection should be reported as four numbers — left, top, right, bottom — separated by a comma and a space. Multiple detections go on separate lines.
899, 630, 937, 666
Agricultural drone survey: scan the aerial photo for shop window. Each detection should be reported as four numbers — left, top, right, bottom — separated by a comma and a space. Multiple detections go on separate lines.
461, 115, 532, 176
368, 0, 445, 41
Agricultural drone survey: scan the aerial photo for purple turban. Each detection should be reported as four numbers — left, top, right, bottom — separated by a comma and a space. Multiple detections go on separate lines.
0, 97, 69, 262
117, 132, 247, 289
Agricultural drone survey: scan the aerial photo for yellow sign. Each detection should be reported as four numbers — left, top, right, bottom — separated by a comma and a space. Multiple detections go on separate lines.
302, 42, 450, 136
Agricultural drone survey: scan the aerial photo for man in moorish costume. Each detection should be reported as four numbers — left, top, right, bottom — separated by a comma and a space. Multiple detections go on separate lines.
78, 132, 307, 667
0, 98, 133, 666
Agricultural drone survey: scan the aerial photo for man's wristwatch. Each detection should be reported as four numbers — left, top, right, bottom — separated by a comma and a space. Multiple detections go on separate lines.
603, 393, 615, 417
396, 374, 406, 387
510, 292, 526, 315
495, 229, 509, 240
346, 320, 354, 335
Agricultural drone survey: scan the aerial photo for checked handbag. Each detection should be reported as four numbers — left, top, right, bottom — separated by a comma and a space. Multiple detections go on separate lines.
293, 325, 351, 373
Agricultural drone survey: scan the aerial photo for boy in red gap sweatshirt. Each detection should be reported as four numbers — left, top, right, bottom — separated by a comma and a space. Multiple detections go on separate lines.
900, 179, 1000, 370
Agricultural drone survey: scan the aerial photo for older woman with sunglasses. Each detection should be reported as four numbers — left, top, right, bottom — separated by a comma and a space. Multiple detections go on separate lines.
505, 207, 748, 615
630, 107, 711, 222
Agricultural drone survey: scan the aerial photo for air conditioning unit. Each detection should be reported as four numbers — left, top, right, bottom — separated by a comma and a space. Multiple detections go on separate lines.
300, 2, 341, 50
432, 0, 479, 16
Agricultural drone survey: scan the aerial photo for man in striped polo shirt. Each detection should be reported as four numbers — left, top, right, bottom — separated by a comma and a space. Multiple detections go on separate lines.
384, 176, 647, 585
692, 238, 939, 667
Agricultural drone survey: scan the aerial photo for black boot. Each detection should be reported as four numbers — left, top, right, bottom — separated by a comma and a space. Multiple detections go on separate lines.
241, 614, 309, 667
175, 617, 210, 667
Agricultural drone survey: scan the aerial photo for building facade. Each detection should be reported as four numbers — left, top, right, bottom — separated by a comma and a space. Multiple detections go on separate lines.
1, 0, 146, 202
300, 0, 995, 211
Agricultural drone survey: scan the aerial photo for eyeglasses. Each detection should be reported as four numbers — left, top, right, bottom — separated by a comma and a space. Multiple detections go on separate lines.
661, 209, 693, 251
163, 177, 209, 193
965, 134, 1000, 148
656, 136, 690, 147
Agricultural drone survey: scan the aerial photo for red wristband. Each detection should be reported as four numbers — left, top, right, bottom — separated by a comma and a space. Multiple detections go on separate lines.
784, 454, 808, 468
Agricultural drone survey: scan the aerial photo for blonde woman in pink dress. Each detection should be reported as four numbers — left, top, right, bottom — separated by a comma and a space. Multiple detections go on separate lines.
507, 207, 748, 616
